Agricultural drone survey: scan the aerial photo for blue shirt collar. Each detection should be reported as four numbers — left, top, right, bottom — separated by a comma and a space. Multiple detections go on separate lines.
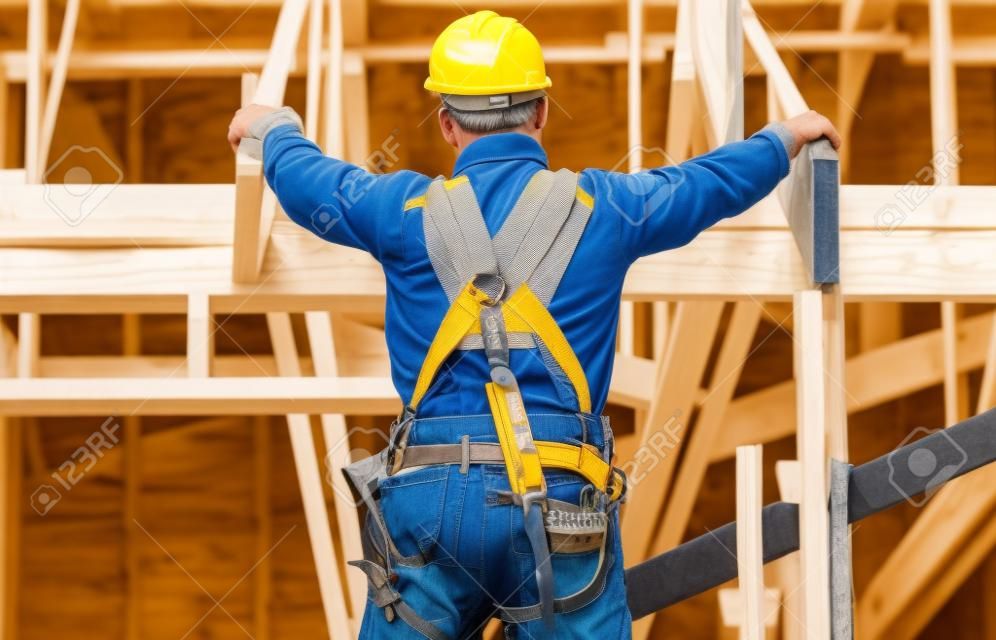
452, 132, 549, 176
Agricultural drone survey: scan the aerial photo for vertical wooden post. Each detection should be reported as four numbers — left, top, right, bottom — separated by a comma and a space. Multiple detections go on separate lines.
793, 290, 830, 640
186, 294, 213, 378
38, 0, 81, 175
122, 314, 141, 640
324, 0, 344, 157
25, 0, 47, 182
253, 415, 272, 640
305, 0, 323, 141
736, 444, 765, 640
303, 312, 367, 619
620, 0, 644, 358
266, 313, 352, 640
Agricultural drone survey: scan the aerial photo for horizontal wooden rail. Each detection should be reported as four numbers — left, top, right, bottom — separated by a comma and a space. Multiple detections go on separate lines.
0, 377, 400, 416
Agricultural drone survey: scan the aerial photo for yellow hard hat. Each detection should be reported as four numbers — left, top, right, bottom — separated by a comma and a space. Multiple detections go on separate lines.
424, 10, 552, 97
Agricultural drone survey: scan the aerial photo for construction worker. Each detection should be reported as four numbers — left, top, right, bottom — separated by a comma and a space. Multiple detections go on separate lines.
228, 9, 840, 639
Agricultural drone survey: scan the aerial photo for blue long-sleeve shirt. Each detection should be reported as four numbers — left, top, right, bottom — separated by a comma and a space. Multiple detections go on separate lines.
262, 127, 790, 418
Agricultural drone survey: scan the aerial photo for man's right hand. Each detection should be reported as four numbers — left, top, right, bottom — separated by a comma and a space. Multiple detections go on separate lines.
228, 104, 279, 153
781, 110, 842, 158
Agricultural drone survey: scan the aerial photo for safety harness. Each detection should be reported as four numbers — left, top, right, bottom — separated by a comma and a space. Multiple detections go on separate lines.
343, 169, 626, 635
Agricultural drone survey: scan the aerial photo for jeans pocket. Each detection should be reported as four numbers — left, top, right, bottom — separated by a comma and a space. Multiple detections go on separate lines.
379, 465, 449, 560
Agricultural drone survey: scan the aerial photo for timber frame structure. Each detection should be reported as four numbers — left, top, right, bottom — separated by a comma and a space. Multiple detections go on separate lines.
1, 0, 995, 639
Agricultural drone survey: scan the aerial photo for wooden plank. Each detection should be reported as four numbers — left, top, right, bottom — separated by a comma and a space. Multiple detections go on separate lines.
0, 184, 234, 247
253, 416, 272, 640
303, 311, 367, 619
778, 141, 841, 284
793, 290, 830, 640
0, 377, 400, 416
713, 311, 996, 461
736, 444, 765, 640
121, 315, 142, 640
186, 294, 213, 378
0, 420, 19, 640
652, 302, 762, 552
266, 312, 352, 640
691, 0, 743, 146
342, 53, 369, 165
38, 0, 81, 175
621, 302, 724, 564
977, 314, 996, 412
25, 0, 46, 183
719, 588, 781, 640
232, 0, 309, 283
5, 229, 996, 311
324, 0, 344, 157
619, 0, 645, 357
304, 0, 323, 141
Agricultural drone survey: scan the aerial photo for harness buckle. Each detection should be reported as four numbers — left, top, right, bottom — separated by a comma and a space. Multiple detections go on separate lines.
385, 406, 415, 477
470, 273, 506, 306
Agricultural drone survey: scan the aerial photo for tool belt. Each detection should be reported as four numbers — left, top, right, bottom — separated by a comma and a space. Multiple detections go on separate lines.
343, 169, 625, 634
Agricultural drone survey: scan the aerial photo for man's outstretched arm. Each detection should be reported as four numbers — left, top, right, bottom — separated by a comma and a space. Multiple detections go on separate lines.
603, 110, 841, 260
228, 104, 419, 260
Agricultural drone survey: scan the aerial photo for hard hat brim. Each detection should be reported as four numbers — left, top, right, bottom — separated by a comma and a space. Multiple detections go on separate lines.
424, 76, 552, 96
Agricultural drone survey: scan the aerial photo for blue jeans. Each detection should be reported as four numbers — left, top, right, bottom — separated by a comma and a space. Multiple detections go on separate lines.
357, 416, 632, 639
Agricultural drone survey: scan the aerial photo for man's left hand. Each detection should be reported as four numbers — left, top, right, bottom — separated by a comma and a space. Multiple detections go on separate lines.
228, 104, 278, 153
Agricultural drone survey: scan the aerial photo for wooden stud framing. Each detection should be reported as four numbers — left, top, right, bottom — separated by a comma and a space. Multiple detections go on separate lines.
253, 415, 272, 640
186, 294, 213, 378
652, 302, 763, 552
792, 290, 830, 640
303, 311, 367, 619
736, 444, 765, 640
24, 0, 46, 183
265, 313, 352, 640
38, 0, 81, 175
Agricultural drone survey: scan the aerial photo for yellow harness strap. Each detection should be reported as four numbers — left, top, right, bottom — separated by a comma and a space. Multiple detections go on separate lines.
486, 382, 545, 494
409, 283, 591, 414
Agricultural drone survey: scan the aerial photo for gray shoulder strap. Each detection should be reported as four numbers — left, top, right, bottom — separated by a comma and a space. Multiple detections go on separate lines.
493, 168, 593, 305
422, 176, 500, 302
423, 169, 595, 308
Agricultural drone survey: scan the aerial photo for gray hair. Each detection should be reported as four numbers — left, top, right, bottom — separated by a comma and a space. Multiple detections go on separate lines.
443, 98, 542, 134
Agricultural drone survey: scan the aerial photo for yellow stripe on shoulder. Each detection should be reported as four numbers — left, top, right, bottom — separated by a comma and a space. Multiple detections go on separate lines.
403, 195, 427, 211
444, 175, 470, 190
576, 186, 594, 209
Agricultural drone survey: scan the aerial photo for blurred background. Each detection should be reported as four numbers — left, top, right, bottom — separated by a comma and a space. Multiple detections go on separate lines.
0, 1, 995, 639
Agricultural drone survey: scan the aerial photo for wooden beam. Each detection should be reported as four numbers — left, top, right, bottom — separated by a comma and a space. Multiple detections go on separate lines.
0, 184, 234, 248
736, 444, 765, 640
0, 419, 19, 640
621, 301, 724, 578
303, 311, 367, 619
793, 290, 830, 640
38, 0, 81, 175
691, 0, 743, 146
652, 302, 762, 551
24, 0, 46, 183
324, 0, 344, 156
304, 0, 323, 141
253, 416, 272, 640
0, 376, 401, 416
713, 311, 996, 461
265, 312, 353, 640
121, 314, 141, 640
6, 228, 996, 311
186, 293, 213, 378
232, 0, 309, 283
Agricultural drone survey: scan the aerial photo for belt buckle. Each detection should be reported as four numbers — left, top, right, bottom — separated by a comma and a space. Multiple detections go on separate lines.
385, 406, 415, 476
